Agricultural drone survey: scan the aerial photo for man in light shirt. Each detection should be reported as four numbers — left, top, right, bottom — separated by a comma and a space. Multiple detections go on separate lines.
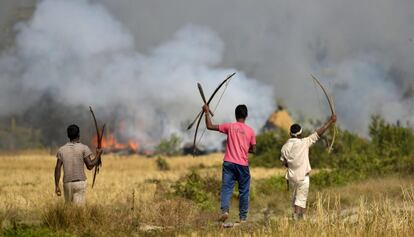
202, 104, 256, 223
280, 115, 336, 220
54, 124, 102, 204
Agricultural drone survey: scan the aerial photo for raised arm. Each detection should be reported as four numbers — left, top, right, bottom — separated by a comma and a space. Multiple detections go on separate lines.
316, 114, 337, 136
54, 159, 63, 196
202, 105, 219, 131
84, 149, 103, 170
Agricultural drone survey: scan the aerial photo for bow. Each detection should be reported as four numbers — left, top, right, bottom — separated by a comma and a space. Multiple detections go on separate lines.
311, 74, 336, 153
89, 106, 105, 188
188, 72, 236, 155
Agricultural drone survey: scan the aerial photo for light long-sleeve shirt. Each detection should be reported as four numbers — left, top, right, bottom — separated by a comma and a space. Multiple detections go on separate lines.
280, 132, 319, 182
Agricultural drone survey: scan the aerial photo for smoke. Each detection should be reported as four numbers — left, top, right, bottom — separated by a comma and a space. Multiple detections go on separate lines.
98, 0, 414, 135
0, 0, 274, 147
2, 0, 414, 147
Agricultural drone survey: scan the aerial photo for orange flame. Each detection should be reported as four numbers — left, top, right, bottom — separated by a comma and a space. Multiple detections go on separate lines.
128, 139, 138, 151
92, 134, 138, 153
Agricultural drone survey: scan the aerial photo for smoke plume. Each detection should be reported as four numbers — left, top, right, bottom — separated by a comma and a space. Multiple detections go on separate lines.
1, 0, 414, 148
0, 0, 274, 147
98, 0, 414, 135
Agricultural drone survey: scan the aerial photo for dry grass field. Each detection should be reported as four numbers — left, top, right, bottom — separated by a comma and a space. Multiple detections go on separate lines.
1, 152, 414, 236
0, 152, 284, 208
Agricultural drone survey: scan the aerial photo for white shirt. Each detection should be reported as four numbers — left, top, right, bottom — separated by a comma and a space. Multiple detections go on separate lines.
280, 132, 319, 182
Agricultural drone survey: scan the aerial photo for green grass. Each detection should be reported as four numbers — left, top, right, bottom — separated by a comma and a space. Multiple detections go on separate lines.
2, 226, 74, 237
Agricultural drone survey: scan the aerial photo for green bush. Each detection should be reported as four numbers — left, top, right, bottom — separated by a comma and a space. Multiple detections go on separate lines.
252, 115, 414, 184
369, 115, 414, 158
2, 227, 73, 237
0, 118, 44, 150
249, 131, 289, 168
155, 133, 182, 156
155, 156, 170, 171
310, 170, 349, 189
172, 170, 220, 210
256, 176, 287, 195
396, 156, 414, 174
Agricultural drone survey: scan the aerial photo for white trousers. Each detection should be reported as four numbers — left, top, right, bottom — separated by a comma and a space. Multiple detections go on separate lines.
63, 180, 86, 204
289, 176, 310, 208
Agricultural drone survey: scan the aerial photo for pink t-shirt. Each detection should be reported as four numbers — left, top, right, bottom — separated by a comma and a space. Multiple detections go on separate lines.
219, 122, 256, 166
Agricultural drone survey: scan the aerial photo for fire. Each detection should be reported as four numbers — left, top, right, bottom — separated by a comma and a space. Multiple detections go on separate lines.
128, 139, 138, 151
92, 133, 139, 153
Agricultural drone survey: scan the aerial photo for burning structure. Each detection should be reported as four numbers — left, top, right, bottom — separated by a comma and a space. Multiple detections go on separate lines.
262, 105, 293, 133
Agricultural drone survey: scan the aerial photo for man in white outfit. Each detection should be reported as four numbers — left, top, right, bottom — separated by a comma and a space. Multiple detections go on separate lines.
280, 115, 336, 219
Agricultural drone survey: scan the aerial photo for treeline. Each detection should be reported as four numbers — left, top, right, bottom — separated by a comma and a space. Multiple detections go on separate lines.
250, 115, 414, 187
0, 94, 94, 150
0, 118, 43, 150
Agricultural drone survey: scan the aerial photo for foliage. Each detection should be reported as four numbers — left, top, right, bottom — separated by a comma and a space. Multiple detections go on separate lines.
155, 156, 170, 171
310, 170, 349, 188
249, 130, 289, 168
0, 118, 44, 150
369, 115, 414, 167
256, 170, 349, 195
252, 115, 414, 189
155, 133, 183, 156
172, 170, 220, 210
2, 227, 73, 237
255, 175, 287, 195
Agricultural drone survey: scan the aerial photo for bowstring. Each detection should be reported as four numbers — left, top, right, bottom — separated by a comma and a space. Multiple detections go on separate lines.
312, 78, 337, 149
312, 79, 329, 146
312, 79, 325, 122
196, 79, 231, 147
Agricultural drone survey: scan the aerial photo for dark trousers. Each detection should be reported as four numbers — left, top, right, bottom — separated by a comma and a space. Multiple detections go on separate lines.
220, 161, 251, 220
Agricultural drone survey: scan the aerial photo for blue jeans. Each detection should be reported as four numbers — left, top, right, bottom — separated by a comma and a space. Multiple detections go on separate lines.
221, 161, 251, 220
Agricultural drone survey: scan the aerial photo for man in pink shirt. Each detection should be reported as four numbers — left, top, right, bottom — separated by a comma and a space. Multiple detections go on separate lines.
202, 104, 256, 223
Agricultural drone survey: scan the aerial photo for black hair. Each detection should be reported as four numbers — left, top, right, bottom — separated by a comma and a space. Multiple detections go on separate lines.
290, 124, 302, 135
67, 124, 80, 141
235, 104, 248, 120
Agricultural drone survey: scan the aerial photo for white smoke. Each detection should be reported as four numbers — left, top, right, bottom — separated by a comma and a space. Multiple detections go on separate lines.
0, 0, 274, 147
3, 0, 414, 141
322, 56, 408, 133
97, 0, 414, 135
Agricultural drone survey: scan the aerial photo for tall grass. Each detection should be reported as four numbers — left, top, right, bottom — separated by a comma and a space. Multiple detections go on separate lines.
40, 197, 216, 236
1, 153, 414, 236
189, 186, 414, 237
